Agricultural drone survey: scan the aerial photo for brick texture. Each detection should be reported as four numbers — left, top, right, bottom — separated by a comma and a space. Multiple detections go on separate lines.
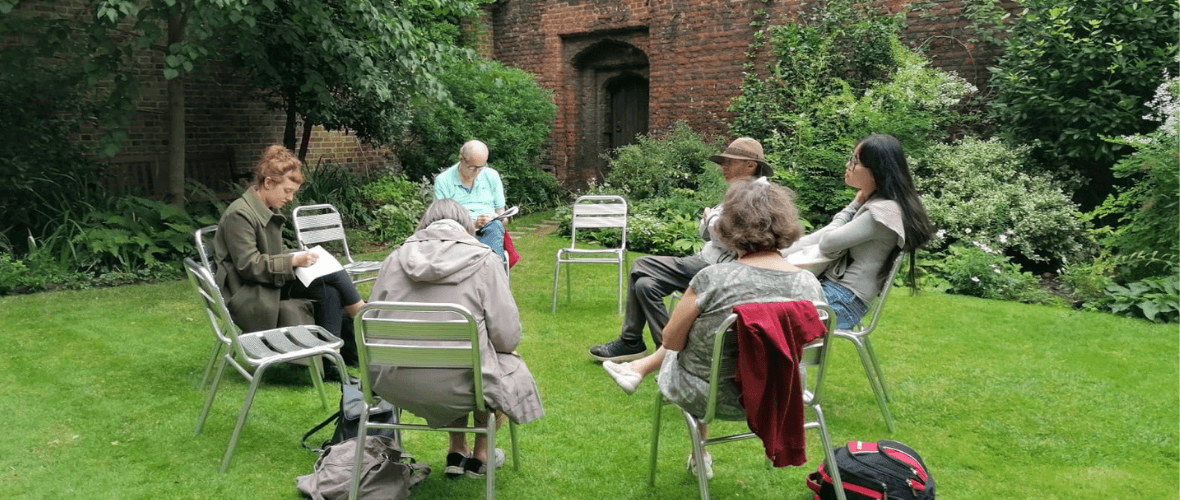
488, 0, 1021, 187
8, 0, 392, 197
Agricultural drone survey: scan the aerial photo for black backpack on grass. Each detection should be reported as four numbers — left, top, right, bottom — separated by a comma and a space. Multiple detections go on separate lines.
302, 383, 399, 453
807, 440, 935, 500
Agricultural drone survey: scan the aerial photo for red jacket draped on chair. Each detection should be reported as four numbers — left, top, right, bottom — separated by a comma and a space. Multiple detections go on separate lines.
733, 301, 827, 467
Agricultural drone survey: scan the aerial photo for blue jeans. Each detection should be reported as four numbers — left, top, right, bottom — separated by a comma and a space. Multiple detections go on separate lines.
476, 220, 506, 261
820, 278, 868, 330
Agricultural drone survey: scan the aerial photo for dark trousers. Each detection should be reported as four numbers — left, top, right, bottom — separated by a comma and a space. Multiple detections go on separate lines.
619, 254, 710, 347
286, 270, 362, 363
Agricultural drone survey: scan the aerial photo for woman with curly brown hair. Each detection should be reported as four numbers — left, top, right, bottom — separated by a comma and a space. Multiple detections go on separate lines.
213, 145, 365, 363
601, 178, 825, 479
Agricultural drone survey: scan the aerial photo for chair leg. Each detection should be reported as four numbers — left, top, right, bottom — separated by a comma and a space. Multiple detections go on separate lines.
200, 341, 224, 390
862, 337, 892, 402
486, 411, 497, 500
550, 254, 562, 313
565, 261, 572, 304
681, 410, 710, 500
811, 403, 848, 500
309, 356, 328, 410
349, 403, 371, 500
509, 420, 520, 471
851, 337, 895, 433
616, 257, 624, 316
219, 363, 269, 473
648, 391, 665, 486
195, 353, 230, 436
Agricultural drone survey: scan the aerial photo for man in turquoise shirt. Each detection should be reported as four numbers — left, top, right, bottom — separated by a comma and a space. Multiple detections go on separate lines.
433, 140, 507, 260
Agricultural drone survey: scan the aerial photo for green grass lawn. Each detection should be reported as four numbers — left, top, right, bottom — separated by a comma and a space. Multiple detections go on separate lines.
1, 211, 1176, 499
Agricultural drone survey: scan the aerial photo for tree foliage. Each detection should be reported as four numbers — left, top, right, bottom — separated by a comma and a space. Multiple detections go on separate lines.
1, 0, 488, 158
401, 59, 559, 212
226, 0, 488, 152
731, 1, 976, 221
988, 0, 1179, 207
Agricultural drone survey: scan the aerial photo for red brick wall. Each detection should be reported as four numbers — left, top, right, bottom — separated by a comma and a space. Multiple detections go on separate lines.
488, 0, 1020, 187
8, 0, 392, 197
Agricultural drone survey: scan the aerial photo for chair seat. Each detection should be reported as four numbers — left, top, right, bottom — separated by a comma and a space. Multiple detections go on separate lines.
237, 325, 343, 365
343, 260, 383, 275
557, 248, 624, 256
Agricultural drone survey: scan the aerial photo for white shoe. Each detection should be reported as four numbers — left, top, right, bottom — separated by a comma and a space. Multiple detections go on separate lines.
687, 452, 714, 480
602, 361, 642, 395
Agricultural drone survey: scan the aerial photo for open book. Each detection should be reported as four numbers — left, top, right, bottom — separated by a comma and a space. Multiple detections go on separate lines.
477, 205, 519, 233
293, 245, 345, 287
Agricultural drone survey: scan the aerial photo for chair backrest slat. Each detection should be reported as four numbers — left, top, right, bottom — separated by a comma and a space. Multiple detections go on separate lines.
573, 216, 627, 229
292, 204, 356, 262
851, 255, 904, 333
569, 195, 628, 249
184, 258, 241, 350
298, 226, 348, 245
195, 225, 218, 274
356, 302, 485, 410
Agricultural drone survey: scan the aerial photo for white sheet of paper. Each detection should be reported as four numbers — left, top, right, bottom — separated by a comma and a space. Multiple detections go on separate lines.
293, 245, 345, 288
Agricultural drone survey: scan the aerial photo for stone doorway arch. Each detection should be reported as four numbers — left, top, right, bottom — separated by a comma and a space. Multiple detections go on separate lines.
569, 38, 650, 187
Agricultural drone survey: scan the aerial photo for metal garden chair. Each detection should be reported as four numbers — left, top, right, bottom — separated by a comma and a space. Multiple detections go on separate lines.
835, 255, 904, 433
351, 300, 520, 500
292, 203, 381, 284
551, 195, 628, 315
185, 258, 349, 473
648, 302, 846, 500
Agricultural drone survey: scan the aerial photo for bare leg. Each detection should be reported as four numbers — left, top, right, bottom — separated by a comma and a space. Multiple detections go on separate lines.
470, 410, 505, 463
602, 347, 667, 394
628, 347, 667, 376
447, 415, 469, 455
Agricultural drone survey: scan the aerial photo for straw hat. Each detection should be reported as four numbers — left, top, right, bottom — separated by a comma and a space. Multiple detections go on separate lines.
708, 137, 773, 178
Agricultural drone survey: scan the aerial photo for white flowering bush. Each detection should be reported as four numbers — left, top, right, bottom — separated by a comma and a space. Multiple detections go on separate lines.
940, 243, 1057, 304
913, 137, 1090, 263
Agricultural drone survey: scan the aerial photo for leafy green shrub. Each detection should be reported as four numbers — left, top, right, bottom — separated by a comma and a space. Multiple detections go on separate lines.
940, 243, 1060, 305
401, 58, 559, 213
293, 160, 375, 228
0, 67, 108, 256
71, 196, 203, 272
555, 181, 727, 257
988, 0, 1179, 206
912, 137, 1089, 264
603, 122, 723, 200
733, 3, 976, 220
1103, 274, 1180, 324
0, 254, 30, 295
363, 176, 432, 246
1089, 74, 1180, 280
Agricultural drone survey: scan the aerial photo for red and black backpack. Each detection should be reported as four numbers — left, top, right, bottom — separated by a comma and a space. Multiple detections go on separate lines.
807, 440, 935, 500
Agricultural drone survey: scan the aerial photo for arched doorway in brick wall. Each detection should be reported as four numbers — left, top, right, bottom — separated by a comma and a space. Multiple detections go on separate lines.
570, 38, 649, 187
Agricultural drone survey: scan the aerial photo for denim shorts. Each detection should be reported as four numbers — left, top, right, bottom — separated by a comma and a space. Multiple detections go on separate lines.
820, 278, 868, 330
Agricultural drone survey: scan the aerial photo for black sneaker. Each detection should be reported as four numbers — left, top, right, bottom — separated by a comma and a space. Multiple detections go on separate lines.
463, 448, 505, 478
589, 338, 647, 362
444, 452, 467, 478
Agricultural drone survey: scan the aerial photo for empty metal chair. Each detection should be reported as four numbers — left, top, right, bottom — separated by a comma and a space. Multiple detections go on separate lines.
648, 302, 846, 500
292, 204, 382, 283
834, 255, 904, 433
350, 301, 520, 500
551, 195, 628, 315
184, 258, 349, 473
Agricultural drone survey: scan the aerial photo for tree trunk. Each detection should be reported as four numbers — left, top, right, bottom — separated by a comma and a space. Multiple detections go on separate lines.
298, 117, 313, 163
283, 89, 298, 150
165, 13, 186, 207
